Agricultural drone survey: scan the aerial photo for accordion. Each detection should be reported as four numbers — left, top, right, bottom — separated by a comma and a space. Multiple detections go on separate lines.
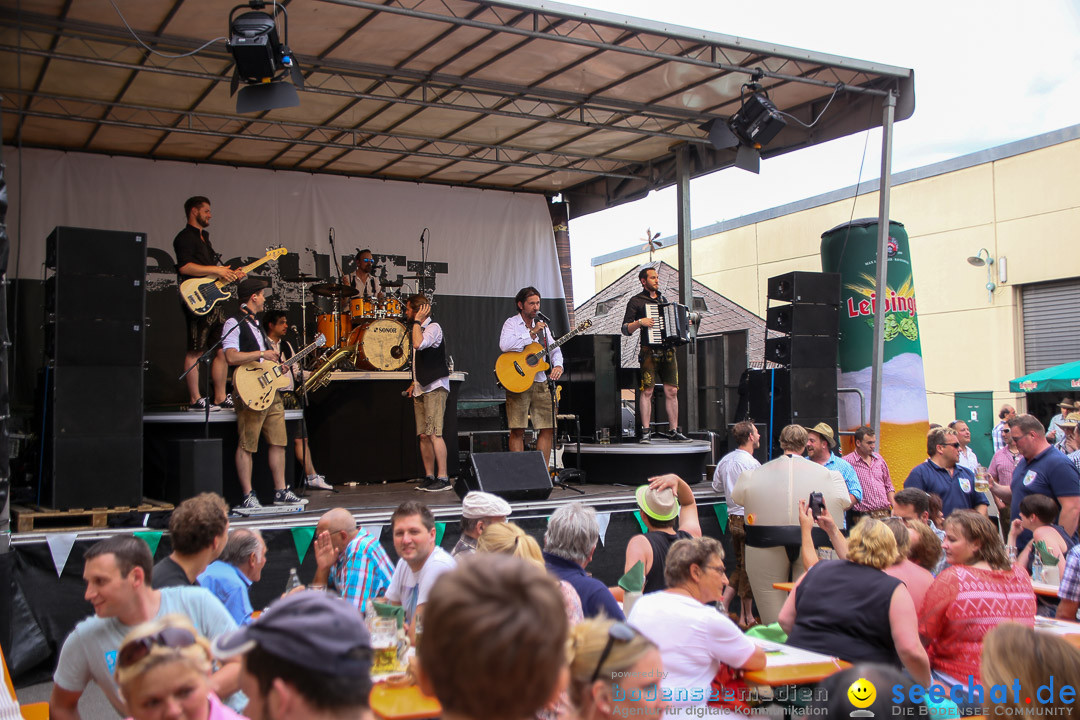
645, 302, 692, 346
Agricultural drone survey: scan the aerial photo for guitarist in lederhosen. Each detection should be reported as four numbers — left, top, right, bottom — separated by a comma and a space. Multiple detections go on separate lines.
223, 278, 307, 511
498, 286, 564, 466
174, 195, 244, 411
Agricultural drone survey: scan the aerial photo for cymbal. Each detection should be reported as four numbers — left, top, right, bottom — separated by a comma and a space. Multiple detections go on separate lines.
281, 274, 319, 283
310, 282, 359, 299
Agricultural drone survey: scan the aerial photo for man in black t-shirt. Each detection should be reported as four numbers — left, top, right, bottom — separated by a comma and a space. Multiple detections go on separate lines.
621, 266, 688, 442
174, 196, 244, 411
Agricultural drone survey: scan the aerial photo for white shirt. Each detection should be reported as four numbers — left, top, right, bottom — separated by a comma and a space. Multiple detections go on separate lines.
385, 547, 456, 624
498, 314, 563, 384
958, 446, 979, 472
222, 316, 267, 353
712, 448, 760, 517
352, 272, 382, 298
628, 592, 757, 716
413, 318, 451, 395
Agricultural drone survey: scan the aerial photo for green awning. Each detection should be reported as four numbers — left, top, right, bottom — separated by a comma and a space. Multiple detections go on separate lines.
1009, 360, 1080, 393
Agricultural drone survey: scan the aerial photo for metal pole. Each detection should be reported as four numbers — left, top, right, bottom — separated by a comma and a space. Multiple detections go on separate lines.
676, 145, 698, 431
869, 92, 897, 439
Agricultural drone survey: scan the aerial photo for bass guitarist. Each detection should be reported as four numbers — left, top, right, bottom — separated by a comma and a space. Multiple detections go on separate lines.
498, 287, 563, 464
174, 195, 243, 411
223, 278, 306, 510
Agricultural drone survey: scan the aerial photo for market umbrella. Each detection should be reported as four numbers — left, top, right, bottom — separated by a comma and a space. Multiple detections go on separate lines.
1009, 360, 1080, 393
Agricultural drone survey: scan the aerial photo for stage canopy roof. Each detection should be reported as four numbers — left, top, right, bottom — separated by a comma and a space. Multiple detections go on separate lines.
0, 0, 914, 218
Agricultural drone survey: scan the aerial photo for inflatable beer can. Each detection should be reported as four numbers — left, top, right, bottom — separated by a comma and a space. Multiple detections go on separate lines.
820, 219, 929, 481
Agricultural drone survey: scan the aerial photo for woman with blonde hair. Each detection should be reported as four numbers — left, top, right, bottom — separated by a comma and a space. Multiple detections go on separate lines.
778, 517, 931, 685
919, 510, 1036, 684
114, 614, 242, 720
981, 623, 1080, 716
566, 618, 665, 720
478, 521, 583, 624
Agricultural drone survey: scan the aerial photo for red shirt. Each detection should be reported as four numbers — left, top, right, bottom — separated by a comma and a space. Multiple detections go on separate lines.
843, 451, 893, 512
918, 564, 1036, 682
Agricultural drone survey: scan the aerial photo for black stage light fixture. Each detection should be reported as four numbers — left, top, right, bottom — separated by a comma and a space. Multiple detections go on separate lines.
700, 72, 787, 174
227, 1, 304, 114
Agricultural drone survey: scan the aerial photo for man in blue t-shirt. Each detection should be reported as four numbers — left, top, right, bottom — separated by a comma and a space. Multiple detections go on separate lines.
999, 414, 1080, 549
904, 427, 988, 518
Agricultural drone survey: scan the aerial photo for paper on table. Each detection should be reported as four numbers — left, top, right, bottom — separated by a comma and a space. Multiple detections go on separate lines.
753, 640, 842, 667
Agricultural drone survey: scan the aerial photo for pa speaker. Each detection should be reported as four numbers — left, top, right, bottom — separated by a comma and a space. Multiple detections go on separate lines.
767, 271, 841, 305
457, 451, 552, 502
165, 439, 223, 504
766, 304, 839, 337
747, 367, 837, 422
46, 226, 147, 278
764, 335, 838, 368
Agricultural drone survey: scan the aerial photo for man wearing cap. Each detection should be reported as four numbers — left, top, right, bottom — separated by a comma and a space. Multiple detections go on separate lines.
903, 427, 988, 518
624, 474, 701, 593
1055, 408, 1080, 454
1047, 399, 1075, 447
1064, 413, 1080, 473
214, 591, 375, 720
451, 491, 511, 557
805, 422, 862, 517
312, 508, 393, 612
223, 277, 305, 510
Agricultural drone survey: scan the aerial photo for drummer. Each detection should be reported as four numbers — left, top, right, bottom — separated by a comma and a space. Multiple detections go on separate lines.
349, 249, 383, 300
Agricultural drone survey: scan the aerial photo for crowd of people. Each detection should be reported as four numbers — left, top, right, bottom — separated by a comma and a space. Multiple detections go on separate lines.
22, 408, 1080, 719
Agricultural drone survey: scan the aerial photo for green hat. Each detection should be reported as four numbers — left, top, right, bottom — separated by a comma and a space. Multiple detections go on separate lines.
636, 484, 679, 522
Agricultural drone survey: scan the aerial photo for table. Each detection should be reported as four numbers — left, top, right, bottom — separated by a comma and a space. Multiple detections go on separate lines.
1034, 615, 1080, 640
773, 582, 795, 593
1032, 580, 1061, 598
743, 640, 851, 687
370, 683, 441, 720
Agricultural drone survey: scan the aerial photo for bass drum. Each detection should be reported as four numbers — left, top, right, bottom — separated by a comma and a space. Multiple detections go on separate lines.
347, 318, 409, 371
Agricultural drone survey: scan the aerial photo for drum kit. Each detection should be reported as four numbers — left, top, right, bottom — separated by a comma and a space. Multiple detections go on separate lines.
280, 274, 413, 373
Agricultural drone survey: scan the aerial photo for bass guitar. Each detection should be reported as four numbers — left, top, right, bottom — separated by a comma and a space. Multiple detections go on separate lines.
234, 334, 326, 411
494, 319, 592, 394
180, 247, 288, 316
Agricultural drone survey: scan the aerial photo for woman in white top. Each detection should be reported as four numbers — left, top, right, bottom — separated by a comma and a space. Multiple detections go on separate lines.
627, 537, 765, 716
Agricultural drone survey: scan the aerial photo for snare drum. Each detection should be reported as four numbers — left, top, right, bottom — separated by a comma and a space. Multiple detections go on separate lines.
347, 318, 409, 371
381, 297, 404, 317
315, 312, 352, 347
350, 297, 377, 319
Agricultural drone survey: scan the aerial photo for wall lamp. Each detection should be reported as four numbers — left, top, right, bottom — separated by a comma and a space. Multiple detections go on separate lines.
966, 248, 1004, 303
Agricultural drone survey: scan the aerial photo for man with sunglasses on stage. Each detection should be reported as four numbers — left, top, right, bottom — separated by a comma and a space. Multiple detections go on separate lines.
349, 248, 383, 300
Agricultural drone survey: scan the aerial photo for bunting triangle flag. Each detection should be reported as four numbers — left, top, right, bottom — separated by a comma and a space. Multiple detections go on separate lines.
632, 511, 648, 534
291, 527, 315, 564
595, 512, 612, 546
134, 530, 163, 557
362, 525, 384, 542
714, 503, 729, 534
435, 522, 446, 547
46, 533, 78, 577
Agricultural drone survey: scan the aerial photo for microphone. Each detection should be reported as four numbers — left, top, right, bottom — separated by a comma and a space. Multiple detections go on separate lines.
536, 310, 552, 325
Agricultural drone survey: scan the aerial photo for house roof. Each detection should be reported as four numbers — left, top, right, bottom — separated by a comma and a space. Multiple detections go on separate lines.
575, 260, 766, 367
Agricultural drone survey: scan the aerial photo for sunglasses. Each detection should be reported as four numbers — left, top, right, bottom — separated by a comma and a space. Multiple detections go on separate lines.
590, 622, 637, 683
117, 627, 197, 668
942, 442, 961, 449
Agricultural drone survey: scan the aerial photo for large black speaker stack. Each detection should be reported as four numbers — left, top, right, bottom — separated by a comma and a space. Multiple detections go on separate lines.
44, 227, 146, 510
750, 271, 840, 458
559, 334, 622, 440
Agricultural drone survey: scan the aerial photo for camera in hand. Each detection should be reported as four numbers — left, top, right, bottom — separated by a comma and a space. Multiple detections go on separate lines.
808, 492, 825, 519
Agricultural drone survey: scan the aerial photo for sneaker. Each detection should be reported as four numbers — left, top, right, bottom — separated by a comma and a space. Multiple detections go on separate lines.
217, 394, 235, 410
274, 488, 309, 506
421, 477, 453, 492
415, 476, 436, 491
188, 397, 221, 412
640, 428, 652, 444
240, 492, 262, 510
669, 429, 690, 442
305, 474, 333, 490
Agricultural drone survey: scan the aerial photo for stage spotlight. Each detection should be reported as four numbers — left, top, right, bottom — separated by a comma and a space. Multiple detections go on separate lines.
700, 73, 786, 174
227, 1, 304, 114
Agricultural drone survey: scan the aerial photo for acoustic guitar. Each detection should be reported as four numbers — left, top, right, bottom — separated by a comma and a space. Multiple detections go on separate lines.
234, 334, 326, 411
494, 319, 592, 394
180, 247, 288, 316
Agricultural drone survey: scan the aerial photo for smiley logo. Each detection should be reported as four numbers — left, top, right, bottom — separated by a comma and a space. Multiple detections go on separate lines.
847, 677, 876, 709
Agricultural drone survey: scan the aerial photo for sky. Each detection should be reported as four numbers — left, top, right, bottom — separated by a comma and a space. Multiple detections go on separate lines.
564, 0, 1080, 304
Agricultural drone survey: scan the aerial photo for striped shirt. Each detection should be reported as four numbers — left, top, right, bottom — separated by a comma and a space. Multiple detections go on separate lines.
843, 451, 893, 512
991, 422, 1006, 453
330, 531, 394, 612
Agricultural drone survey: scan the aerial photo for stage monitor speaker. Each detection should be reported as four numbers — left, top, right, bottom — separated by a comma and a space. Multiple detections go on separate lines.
46, 226, 147, 278
165, 439, 223, 504
457, 451, 552, 502
560, 334, 621, 439
767, 271, 841, 305
765, 304, 839, 337
764, 335, 838, 368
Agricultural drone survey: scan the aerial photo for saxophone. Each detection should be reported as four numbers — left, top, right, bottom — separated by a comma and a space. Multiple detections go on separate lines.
300, 343, 358, 394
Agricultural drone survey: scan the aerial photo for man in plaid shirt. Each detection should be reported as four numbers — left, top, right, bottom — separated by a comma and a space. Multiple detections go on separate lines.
1057, 544, 1080, 621
842, 425, 894, 524
312, 508, 393, 611
991, 404, 1015, 453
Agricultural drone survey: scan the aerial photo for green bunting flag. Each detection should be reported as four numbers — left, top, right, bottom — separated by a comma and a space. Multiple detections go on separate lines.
435, 522, 446, 547
134, 531, 163, 557
713, 503, 729, 534
632, 511, 648, 534
291, 527, 315, 564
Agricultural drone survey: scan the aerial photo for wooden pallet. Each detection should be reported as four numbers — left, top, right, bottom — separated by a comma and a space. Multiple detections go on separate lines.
13, 499, 174, 533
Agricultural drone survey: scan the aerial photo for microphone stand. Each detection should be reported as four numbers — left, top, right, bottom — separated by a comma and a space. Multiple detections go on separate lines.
539, 318, 583, 495
178, 320, 242, 439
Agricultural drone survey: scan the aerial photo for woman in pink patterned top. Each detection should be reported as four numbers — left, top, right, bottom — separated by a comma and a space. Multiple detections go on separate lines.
918, 510, 1036, 684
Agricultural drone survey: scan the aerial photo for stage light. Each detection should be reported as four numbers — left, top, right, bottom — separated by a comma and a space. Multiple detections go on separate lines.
227, 1, 304, 114
701, 73, 787, 174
